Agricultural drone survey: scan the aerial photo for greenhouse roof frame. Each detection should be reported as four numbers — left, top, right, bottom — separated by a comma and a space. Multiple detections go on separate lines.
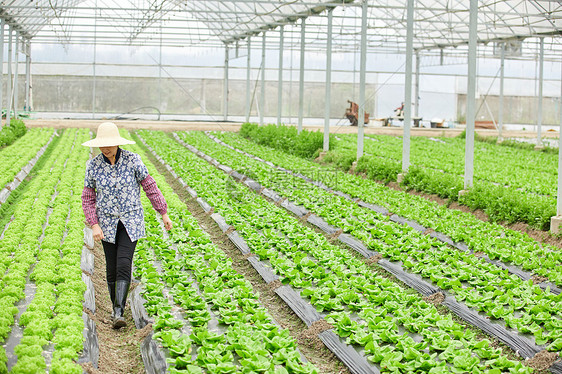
0, 0, 561, 59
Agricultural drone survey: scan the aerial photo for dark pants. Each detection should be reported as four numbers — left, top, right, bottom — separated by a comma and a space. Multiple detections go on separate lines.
102, 220, 137, 283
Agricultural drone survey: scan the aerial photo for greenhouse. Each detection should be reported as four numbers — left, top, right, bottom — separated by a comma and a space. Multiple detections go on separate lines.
0, 1, 561, 373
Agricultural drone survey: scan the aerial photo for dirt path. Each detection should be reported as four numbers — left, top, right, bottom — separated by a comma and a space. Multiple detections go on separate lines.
21, 118, 560, 139
82, 242, 149, 374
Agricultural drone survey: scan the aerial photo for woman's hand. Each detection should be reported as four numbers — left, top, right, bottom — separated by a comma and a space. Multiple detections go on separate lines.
92, 224, 104, 241
162, 213, 173, 231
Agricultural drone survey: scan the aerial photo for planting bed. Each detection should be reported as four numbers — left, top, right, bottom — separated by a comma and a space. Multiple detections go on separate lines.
337, 134, 557, 197
0, 128, 54, 206
177, 131, 562, 354
302, 131, 558, 229
213, 131, 562, 286
2, 122, 561, 373
136, 129, 550, 373
127, 135, 326, 374
0, 128, 97, 373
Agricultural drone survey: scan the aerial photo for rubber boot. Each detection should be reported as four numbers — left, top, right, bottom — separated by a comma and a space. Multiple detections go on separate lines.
112, 280, 130, 329
107, 281, 116, 319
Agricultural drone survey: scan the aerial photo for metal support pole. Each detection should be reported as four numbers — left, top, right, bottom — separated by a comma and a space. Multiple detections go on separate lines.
245, 37, 251, 123
498, 42, 505, 141
260, 33, 266, 125
92, 4, 97, 119
24, 43, 31, 112
401, 0, 414, 174
323, 8, 334, 152
298, 18, 306, 134
537, 37, 544, 147
357, 0, 368, 160
415, 51, 420, 117
158, 24, 163, 116
223, 43, 229, 121
463, 0, 478, 190
0, 20, 4, 123
13, 31, 19, 119
556, 61, 562, 217
6, 26, 13, 126
277, 25, 284, 125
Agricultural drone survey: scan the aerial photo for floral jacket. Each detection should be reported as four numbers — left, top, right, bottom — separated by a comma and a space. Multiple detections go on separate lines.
81, 148, 167, 243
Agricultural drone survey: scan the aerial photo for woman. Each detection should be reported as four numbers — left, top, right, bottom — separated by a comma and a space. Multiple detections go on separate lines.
81, 122, 173, 329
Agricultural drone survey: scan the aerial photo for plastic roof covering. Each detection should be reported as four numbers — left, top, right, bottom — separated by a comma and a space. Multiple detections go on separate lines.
0, 0, 561, 59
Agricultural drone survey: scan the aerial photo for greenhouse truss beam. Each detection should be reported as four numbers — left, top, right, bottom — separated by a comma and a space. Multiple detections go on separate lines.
0, 0, 560, 59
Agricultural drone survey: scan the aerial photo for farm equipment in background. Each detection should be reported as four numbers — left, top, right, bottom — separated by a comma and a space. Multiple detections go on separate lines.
381, 102, 422, 127
430, 118, 445, 128
345, 100, 369, 126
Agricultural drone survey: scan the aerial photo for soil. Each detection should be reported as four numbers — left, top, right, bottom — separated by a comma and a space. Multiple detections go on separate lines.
531, 275, 549, 284
266, 279, 283, 291
80, 242, 147, 374
525, 350, 559, 372
139, 138, 350, 374
422, 292, 445, 306
365, 254, 383, 264
298, 320, 334, 348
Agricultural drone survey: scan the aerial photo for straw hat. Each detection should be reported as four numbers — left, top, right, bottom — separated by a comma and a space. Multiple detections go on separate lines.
81, 122, 136, 147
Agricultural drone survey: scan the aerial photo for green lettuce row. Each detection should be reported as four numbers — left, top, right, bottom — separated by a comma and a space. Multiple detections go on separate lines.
142, 205, 318, 374
133, 212, 191, 372
178, 132, 560, 353
122, 130, 180, 342
49, 129, 91, 373
138, 130, 533, 373
184, 131, 562, 348
0, 129, 75, 330
122, 131, 191, 372
336, 133, 556, 197
0, 129, 87, 373
11, 129, 89, 374
0, 127, 53, 191
239, 123, 333, 159
213, 131, 562, 285
147, 130, 535, 372
0, 119, 27, 148
130, 133, 319, 374
318, 133, 555, 229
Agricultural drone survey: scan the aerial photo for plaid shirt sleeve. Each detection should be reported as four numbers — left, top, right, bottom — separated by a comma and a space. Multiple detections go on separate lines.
141, 175, 168, 215
81, 187, 99, 226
